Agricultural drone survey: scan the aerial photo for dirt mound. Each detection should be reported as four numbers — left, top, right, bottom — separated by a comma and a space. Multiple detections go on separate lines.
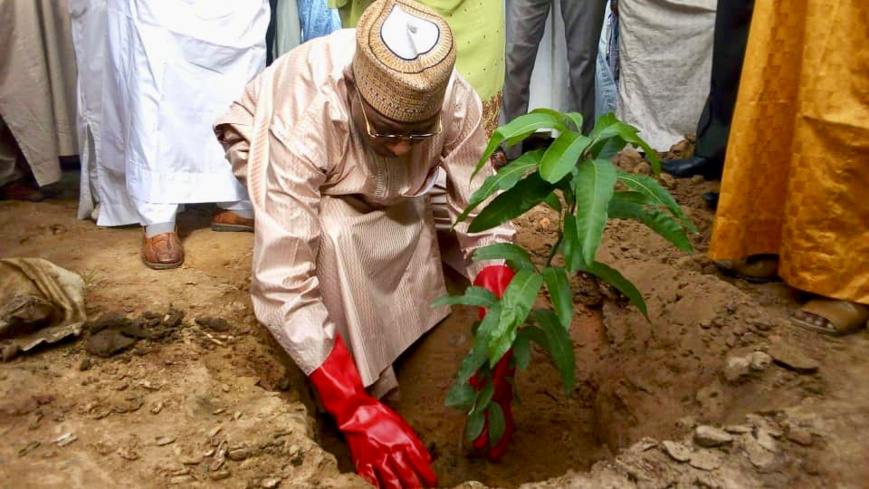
1, 170, 868, 488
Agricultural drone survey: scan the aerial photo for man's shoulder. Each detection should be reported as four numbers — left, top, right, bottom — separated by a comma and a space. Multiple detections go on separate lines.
273, 29, 356, 81
261, 31, 356, 125
444, 70, 483, 121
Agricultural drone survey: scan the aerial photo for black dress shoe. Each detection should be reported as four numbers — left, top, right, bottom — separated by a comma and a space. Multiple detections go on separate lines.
662, 156, 722, 179
702, 192, 719, 210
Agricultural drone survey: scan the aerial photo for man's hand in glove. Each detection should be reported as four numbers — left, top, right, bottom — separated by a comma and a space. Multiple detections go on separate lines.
310, 335, 437, 488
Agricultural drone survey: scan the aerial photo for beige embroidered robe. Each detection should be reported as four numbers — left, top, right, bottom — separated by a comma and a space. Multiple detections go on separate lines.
214, 29, 515, 387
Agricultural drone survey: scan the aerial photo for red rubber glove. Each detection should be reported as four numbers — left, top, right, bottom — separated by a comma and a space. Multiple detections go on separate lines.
470, 264, 516, 460
310, 334, 437, 488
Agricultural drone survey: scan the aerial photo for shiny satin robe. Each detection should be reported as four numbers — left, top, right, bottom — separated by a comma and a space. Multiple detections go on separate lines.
214, 29, 515, 387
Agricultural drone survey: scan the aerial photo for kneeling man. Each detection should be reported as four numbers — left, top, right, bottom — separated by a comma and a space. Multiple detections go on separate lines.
215, 1, 515, 486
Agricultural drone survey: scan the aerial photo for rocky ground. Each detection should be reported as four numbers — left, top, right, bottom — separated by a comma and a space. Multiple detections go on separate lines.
1, 145, 867, 488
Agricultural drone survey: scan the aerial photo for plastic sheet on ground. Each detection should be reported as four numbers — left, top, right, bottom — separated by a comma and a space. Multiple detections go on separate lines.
0, 258, 86, 353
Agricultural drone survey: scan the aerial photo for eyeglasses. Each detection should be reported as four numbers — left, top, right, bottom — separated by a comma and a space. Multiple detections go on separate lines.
357, 92, 442, 141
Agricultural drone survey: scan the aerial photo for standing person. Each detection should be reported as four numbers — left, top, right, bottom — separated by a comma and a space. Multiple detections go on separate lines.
83, 1, 270, 270
710, 0, 869, 334
662, 0, 755, 207
298, 0, 342, 43
0, 0, 78, 201
502, 0, 607, 134
214, 1, 517, 484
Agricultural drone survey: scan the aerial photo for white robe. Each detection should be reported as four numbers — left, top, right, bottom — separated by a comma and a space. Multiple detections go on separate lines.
616, 0, 716, 150
76, 0, 270, 226
70, 0, 107, 220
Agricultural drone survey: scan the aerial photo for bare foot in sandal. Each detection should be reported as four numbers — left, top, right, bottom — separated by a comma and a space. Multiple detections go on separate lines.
791, 298, 869, 336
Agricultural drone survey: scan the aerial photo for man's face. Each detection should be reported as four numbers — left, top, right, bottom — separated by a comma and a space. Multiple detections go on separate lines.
351, 91, 441, 158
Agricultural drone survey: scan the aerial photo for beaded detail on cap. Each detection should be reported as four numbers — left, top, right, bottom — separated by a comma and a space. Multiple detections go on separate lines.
353, 0, 456, 123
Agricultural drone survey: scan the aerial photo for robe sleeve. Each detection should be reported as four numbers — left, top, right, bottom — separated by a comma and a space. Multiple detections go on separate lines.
440, 78, 517, 277
214, 81, 258, 188
249, 124, 337, 375
215, 92, 340, 376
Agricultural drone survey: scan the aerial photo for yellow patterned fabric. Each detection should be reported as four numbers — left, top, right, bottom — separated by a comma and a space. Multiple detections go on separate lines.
331, 0, 505, 135
709, 0, 869, 304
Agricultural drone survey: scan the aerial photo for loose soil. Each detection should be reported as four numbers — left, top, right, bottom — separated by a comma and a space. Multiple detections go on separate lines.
1, 153, 868, 488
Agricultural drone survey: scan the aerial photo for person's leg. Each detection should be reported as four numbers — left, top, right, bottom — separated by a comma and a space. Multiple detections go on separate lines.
266, 0, 279, 65
217, 201, 253, 219
0, 116, 43, 201
137, 200, 184, 269
663, 0, 755, 180
0, 122, 22, 188
503, 0, 554, 124
694, 0, 755, 165
560, 0, 607, 134
137, 201, 179, 233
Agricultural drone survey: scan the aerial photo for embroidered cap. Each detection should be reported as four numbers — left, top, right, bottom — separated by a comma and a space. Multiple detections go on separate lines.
353, 0, 456, 123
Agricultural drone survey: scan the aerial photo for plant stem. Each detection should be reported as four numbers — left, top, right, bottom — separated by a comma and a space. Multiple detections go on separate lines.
545, 189, 578, 269
545, 232, 563, 268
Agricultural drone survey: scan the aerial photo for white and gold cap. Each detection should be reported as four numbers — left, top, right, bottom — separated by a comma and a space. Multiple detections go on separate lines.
353, 0, 456, 123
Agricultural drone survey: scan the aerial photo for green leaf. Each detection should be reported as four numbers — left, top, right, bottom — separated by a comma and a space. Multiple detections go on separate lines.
458, 303, 502, 383
634, 140, 662, 175
532, 310, 576, 392
457, 350, 487, 386
543, 192, 562, 213
472, 113, 569, 180
522, 326, 549, 351
589, 116, 661, 173
543, 267, 573, 329
500, 271, 544, 330
539, 131, 593, 184
445, 382, 476, 410
474, 379, 495, 414
565, 112, 584, 133
574, 159, 618, 265
513, 330, 532, 371
469, 172, 556, 233
466, 409, 486, 441
589, 113, 619, 140
488, 270, 544, 365
595, 122, 639, 145
556, 172, 576, 208
589, 136, 628, 161
488, 332, 516, 372
456, 150, 544, 225
431, 286, 498, 309
530, 107, 567, 121
472, 243, 536, 273
506, 376, 521, 405
617, 173, 697, 232
579, 261, 648, 317
488, 403, 506, 446
562, 213, 582, 273
612, 191, 653, 205
608, 200, 694, 252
